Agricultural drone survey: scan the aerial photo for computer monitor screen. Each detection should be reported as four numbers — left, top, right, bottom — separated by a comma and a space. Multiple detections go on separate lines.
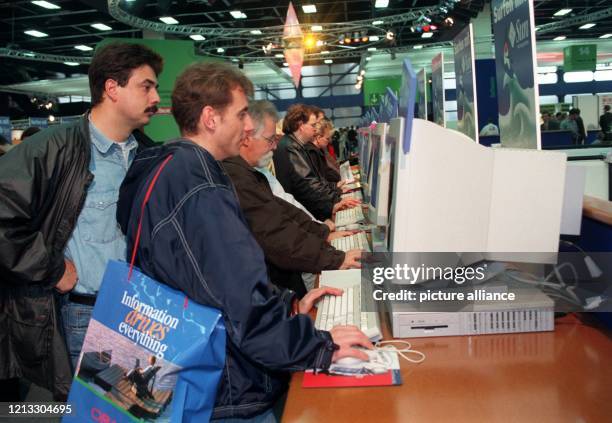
385, 87, 399, 121
367, 133, 380, 205
398, 58, 417, 154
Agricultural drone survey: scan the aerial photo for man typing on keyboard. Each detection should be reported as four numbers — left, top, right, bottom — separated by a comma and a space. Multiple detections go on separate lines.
224, 101, 364, 298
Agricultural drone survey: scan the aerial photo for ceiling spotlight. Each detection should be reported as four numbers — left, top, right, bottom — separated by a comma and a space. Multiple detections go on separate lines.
413, 45, 423, 49
421, 32, 434, 39
444, 17, 454, 26
230, 10, 247, 19
251, 30, 263, 35
32, 1, 60, 10
324, 59, 333, 64
372, 20, 384, 25
579, 23, 596, 30
190, 34, 206, 41
283, 62, 289, 66
64, 61, 80, 66
217, 47, 225, 53
91, 23, 112, 31
24, 29, 48, 38
302, 4, 317, 14
386, 31, 395, 40
48, 115, 55, 122
321, 50, 330, 54
366, 57, 371, 61
311, 25, 323, 31
370, 35, 380, 41
375, 0, 389, 8
275, 53, 284, 58
553, 36, 566, 41
159, 16, 179, 24
304, 34, 317, 49
344, 37, 352, 44
74, 44, 93, 51
554, 8, 572, 17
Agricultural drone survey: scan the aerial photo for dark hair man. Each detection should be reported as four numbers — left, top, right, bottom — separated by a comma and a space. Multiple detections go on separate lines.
0, 42, 163, 400
274, 104, 359, 221
223, 100, 362, 297
116, 63, 371, 420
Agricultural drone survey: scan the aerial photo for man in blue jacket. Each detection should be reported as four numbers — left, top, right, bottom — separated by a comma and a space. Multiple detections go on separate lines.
117, 62, 372, 421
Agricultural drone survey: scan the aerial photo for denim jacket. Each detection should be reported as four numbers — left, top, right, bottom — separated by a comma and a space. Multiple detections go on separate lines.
117, 140, 335, 419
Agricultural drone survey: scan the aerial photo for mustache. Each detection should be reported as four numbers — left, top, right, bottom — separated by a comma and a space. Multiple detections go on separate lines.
145, 105, 159, 114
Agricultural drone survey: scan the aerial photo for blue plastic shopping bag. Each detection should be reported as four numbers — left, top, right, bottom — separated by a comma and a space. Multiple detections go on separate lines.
64, 155, 225, 422
63, 260, 225, 422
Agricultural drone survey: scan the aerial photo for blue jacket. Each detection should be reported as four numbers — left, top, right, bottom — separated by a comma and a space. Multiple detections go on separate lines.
117, 140, 335, 419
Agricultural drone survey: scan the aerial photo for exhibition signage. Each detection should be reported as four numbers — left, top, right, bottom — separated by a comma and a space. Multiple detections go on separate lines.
417, 69, 427, 120
491, 0, 541, 149
564, 45, 597, 72
29, 117, 49, 128
431, 53, 445, 127
453, 23, 479, 143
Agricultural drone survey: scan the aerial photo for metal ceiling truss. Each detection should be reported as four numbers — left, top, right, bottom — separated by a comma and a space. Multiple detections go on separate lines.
0, 48, 91, 64
108, 0, 445, 61
537, 7, 612, 34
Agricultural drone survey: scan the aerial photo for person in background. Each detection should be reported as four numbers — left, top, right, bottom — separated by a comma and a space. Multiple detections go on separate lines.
561, 109, 580, 144
223, 100, 361, 297
541, 112, 559, 131
20, 126, 41, 141
116, 62, 372, 421
310, 119, 342, 185
599, 105, 612, 142
479, 118, 499, 136
0, 42, 162, 401
273, 104, 359, 221
573, 108, 586, 145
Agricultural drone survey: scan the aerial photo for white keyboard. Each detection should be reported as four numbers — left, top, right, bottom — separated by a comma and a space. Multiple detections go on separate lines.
342, 191, 363, 201
331, 232, 370, 252
335, 206, 365, 227
339, 162, 354, 183
315, 269, 382, 341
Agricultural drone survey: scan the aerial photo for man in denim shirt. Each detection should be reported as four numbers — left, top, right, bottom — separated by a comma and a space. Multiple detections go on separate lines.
59, 44, 163, 368
0, 43, 163, 399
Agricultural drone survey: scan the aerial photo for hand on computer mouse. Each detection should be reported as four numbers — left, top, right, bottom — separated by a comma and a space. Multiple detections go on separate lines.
329, 326, 373, 363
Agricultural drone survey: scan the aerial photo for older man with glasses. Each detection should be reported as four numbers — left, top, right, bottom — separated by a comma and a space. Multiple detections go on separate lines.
223, 100, 362, 297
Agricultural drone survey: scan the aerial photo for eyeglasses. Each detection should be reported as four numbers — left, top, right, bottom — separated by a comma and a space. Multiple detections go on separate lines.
261, 134, 281, 146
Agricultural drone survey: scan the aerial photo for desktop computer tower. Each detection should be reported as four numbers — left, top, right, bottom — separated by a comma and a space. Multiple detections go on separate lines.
388, 284, 554, 339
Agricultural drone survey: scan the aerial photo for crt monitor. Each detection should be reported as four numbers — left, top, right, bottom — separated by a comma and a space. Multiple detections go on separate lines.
368, 122, 395, 227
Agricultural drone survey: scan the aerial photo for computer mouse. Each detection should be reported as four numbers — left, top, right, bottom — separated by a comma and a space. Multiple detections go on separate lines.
335, 356, 367, 366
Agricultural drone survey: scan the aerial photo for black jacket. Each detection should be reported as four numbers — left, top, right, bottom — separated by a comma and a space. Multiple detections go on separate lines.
305, 143, 341, 185
117, 141, 336, 419
273, 135, 341, 221
223, 156, 345, 298
0, 115, 153, 399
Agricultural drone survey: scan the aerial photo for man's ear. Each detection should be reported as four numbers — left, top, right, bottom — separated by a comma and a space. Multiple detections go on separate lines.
104, 79, 119, 102
200, 106, 217, 131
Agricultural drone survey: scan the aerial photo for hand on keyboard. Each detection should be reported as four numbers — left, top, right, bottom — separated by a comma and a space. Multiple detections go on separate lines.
329, 326, 373, 363
333, 197, 361, 214
298, 286, 343, 314
339, 250, 363, 270
327, 230, 359, 242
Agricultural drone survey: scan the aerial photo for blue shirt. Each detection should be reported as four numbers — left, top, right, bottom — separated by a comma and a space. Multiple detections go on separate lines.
65, 120, 138, 294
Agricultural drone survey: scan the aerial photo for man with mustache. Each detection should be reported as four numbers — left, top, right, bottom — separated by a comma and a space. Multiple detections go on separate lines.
0, 42, 162, 399
223, 101, 362, 297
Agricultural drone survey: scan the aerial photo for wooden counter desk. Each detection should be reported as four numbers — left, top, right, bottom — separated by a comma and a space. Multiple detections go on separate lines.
283, 313, 612, 423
